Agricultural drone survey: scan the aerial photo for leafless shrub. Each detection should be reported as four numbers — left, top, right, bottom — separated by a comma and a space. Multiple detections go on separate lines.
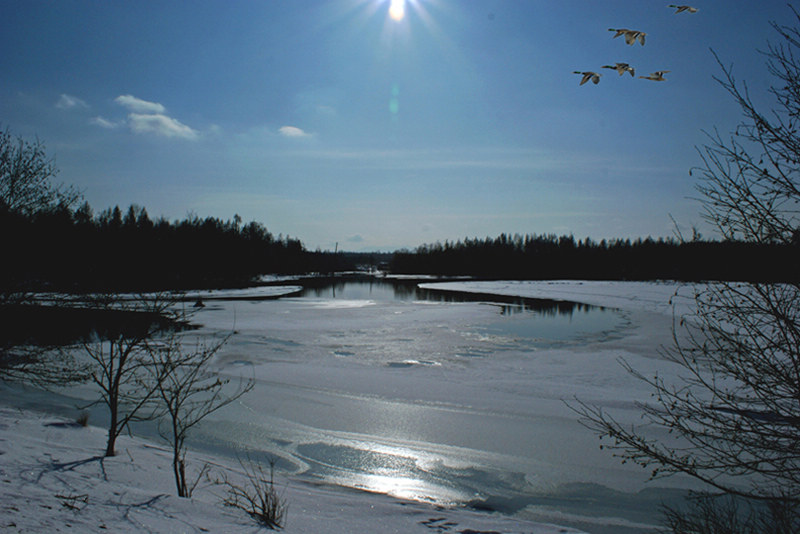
75, 410, 89, 427
220, 456, 287, 529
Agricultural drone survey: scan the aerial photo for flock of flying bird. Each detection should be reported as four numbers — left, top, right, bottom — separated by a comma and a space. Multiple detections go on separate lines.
573, 4, 698, 86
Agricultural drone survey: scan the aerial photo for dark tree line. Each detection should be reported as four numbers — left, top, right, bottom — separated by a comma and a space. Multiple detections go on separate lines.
0, 200, 330, 293
389, 232, 799, 282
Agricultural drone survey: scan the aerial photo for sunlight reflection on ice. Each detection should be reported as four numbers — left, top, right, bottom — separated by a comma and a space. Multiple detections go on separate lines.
298, 441, 475, 504
305, 299, 376, 309
349, 472, 469, 503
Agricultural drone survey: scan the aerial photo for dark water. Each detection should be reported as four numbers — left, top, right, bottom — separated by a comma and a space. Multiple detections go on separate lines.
296, 276, 623, 346
299, 276, 598, 313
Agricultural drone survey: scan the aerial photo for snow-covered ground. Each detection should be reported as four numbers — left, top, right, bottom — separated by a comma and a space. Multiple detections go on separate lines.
1, 280, 705, 533
0, 406, 584, 533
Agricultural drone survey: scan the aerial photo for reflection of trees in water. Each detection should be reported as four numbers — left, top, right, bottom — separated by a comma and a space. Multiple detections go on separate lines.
0, 304, 185, 349
306, 282, 345, 299
394, 280, 426, 299
295, 276, 600, 317
298, 276, 351, 299
419, 289, 600, 317
299, 277, 422, 300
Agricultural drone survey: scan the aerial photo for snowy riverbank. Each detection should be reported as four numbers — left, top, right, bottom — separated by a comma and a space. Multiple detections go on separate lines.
1, 279, 703, 533
0, 406, 586, 533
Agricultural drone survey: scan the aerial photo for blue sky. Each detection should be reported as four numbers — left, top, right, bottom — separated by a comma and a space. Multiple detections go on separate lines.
0, 1, 792, 251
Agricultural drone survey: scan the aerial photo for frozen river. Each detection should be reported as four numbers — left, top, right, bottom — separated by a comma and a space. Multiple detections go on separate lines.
4, 278, 701, 533
181, 278, 698, 533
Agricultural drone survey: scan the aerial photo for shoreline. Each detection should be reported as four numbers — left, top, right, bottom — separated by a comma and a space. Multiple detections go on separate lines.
0, 404, 588, 533
1, 280, 702, 533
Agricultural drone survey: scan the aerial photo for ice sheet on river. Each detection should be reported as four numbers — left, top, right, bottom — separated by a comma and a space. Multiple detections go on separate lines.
419, 279, 700, 315
183, 285, 303, 301
5, 280, 707, 534
176, 280, 705, 533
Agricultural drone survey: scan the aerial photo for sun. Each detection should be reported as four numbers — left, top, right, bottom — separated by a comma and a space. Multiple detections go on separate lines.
389, 0, 406, 21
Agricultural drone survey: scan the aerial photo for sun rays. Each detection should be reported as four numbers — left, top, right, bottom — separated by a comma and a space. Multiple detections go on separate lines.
389, 0, 406, 21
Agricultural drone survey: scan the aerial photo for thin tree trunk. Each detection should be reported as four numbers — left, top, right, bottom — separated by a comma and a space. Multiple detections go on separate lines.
173, 454, 184, 497
105, 397, 118, 457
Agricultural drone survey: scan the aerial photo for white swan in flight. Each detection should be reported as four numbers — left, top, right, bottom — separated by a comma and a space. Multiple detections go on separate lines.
573, 71, 601, 85
669, 5, 698, 14
602, 62, 635, 77
608, 28, 646, 46
639, 70, 670, 81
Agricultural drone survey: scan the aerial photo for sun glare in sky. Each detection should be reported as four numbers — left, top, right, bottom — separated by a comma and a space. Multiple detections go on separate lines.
3, 1, 792, 251
389, 0, 406, 21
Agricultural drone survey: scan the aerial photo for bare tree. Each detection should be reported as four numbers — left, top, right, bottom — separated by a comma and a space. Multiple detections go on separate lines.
0, 125, 84, 383
0, 125, 79, 217
83, 293, 181, 457
574, 7, 800, 531
149, 332, 253, 497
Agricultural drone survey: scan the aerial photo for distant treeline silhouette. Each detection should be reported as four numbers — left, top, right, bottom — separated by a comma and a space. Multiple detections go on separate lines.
1, 201, 356, 293
388, 233, 800, 282
6, 200, 798, 291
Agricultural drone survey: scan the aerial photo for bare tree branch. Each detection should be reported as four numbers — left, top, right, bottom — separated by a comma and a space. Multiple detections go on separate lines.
149, 331, 253, 497
574, 7, 800, 531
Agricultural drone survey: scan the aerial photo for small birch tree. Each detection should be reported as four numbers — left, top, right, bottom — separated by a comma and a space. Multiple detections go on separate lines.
150, 333, 253, 497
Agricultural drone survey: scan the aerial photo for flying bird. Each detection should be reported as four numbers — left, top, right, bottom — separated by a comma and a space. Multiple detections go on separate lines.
639, 70, 670, 81
573, 71, 601, 85
608, 28, 646, 46
602, 62, 635, 77
669, 4, 698, 13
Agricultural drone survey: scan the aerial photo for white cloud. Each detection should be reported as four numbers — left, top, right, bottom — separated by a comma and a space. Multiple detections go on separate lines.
56, 94, 88, 109
279, 125, 311, 138
115, 94, 166, 114
102, 94, 199, 140
90, 116, 121, 129
128, 113, 199, 140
